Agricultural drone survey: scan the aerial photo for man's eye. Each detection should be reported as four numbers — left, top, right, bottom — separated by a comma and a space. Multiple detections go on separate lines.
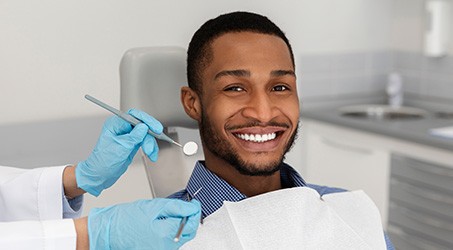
273, 85, 289, 92
224, 86, 244, 92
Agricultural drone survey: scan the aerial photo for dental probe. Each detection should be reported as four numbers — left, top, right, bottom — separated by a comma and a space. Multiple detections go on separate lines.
174, 188, 203, 242
85, 94, 182, 147
173, 217, 188, 243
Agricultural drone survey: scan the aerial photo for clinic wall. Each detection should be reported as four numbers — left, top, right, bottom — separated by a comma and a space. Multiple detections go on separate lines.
0, 0, 394, 126
297, 51, 393, 106
391, 0, 453, 103
296, 0, 453, 106
391, 0, 453, 53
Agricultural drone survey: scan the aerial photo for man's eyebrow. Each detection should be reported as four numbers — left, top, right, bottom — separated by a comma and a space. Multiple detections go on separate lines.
214, 69, 295, 80
270, 70, 296, 77
214, 70, 250, 80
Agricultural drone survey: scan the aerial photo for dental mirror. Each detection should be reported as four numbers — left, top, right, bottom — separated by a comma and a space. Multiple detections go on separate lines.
182, 141, 198, 156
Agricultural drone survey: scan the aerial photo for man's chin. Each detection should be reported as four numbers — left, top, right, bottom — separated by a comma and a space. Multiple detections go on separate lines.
233, 160, 282, 177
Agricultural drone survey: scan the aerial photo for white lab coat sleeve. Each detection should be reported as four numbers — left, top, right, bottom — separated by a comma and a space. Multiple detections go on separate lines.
0, 165, 80, 249
0, 219, 77, 250
0, 165, 79, 221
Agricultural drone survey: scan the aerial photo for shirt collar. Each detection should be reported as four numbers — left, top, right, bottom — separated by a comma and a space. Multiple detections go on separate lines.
186, 161, 307, 218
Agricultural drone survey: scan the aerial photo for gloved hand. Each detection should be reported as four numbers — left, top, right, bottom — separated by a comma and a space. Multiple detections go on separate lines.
88, 198, 202, 250
76, 109, 163, 196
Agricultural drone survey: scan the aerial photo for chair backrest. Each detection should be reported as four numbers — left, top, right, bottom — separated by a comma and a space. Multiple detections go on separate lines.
120, 46, 202, 197
120, 46, 197, 128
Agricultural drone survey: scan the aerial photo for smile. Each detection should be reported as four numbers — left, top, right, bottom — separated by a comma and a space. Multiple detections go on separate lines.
235, 133, 277, 143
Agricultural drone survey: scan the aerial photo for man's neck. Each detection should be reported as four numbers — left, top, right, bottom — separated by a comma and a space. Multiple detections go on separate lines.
204, 157, 282, 197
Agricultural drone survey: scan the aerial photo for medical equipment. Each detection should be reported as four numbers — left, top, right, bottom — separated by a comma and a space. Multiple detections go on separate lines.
182, 141, 198, 156
174, 216, 188, 243
85, 94, 198, 156
174, 187, 203, 242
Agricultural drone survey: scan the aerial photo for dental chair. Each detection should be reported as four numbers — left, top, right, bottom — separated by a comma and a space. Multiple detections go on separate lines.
119, 46, 203, 198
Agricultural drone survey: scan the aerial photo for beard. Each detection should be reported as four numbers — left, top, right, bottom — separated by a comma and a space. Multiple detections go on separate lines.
199, 110, 299, 176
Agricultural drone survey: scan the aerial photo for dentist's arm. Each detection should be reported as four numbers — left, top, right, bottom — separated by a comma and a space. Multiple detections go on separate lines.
0, 197, 200, 250
74, 217, 89, 249
73, 199, 201, 250
63, 165, 86, 199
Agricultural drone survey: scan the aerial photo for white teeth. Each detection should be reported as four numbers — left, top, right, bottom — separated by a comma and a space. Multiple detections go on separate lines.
236, 133, 277, 143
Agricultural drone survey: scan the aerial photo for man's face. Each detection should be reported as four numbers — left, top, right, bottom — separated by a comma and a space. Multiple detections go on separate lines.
198, 32, 300, 176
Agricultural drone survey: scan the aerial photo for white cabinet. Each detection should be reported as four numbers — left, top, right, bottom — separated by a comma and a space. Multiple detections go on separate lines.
301, 119, 391, 227
300, 118, 453, 232
388, 154, 453, 249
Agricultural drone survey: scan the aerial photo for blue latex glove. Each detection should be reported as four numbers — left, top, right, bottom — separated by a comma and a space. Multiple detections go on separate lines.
76, 109, 163, 196
88, 198, 202, 250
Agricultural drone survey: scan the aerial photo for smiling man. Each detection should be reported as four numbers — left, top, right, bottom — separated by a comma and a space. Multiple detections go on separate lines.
183, 31, 299, 197
178, 12, 300, 199
169, 11, 394, 249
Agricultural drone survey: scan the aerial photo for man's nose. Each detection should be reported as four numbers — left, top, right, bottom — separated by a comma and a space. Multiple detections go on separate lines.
241, 92, 278, 122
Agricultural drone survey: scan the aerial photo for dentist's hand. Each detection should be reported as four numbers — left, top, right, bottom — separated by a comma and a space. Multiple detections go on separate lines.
75, 109, 163, 196
87, 198, 202, 250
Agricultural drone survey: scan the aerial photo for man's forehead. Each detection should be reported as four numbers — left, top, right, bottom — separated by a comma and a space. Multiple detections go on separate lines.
209, 33, 291, 61
197, 31, 294, 89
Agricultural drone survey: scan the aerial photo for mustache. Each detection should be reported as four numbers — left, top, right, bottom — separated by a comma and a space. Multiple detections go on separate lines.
226, 120, 290, 131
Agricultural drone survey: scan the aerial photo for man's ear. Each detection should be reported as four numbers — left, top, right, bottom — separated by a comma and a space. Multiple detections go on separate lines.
181, 86, 201, 122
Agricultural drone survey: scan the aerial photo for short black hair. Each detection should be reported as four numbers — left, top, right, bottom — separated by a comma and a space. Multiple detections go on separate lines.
187, 11, 295, 94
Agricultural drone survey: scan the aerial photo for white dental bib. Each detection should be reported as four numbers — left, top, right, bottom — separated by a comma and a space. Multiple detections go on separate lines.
181, 187, 386, 250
